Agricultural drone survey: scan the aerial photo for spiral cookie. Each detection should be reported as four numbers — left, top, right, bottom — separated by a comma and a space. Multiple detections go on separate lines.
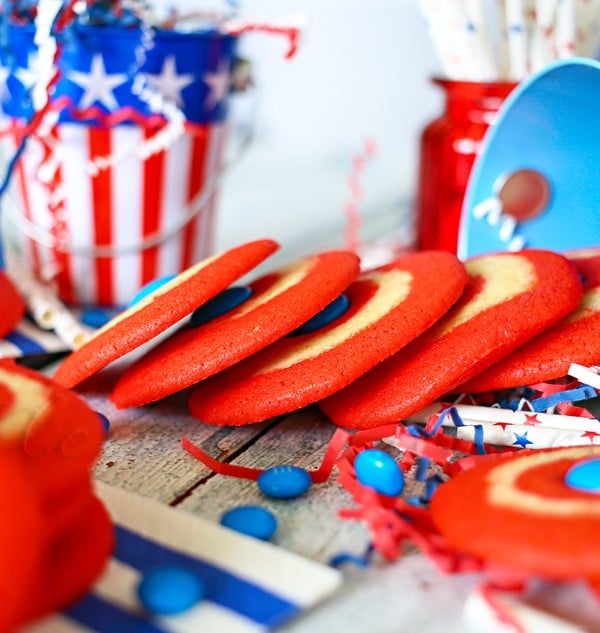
0, 360, 112, 628
188, 251, 468, 425
0, 454, 45, 632
53, 238, 279, 388
320, 250, 583, 430
430, 446, 600, 580
0, 271, 25, 338
460, 251, 600, 392
111, 250, 361, 408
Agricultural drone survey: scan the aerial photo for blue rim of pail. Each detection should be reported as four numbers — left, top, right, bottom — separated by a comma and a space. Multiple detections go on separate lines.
1, 23, 239, 126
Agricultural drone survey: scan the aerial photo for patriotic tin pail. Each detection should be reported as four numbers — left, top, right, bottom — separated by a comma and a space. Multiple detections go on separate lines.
1, 23, 238, 307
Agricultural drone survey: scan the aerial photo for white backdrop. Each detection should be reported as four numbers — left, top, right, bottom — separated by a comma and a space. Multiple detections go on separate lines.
212, 0, 443, 266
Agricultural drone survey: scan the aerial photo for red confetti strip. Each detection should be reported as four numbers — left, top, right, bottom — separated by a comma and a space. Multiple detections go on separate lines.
225, 22, 301, 59
181, 428, 350, 484
342, 138, 377, 253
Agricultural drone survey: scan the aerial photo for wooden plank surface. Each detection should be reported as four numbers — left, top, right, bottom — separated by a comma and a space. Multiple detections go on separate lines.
80, 373, 482, 633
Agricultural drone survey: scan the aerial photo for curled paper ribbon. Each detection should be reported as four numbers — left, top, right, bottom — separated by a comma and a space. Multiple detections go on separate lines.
181, 428, 350, 485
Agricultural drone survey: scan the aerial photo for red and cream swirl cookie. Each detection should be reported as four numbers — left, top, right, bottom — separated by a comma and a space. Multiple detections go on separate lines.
0, 453, 45, 632
430, 446, 600, 580
0, 360, 112, 628
53, 239, 279, 389
320, 250, 583, 430
110, 249, 361, 408
0, 271, 25, 338
460, 250, 600, 392
0, 360, 105, 496
188, 251, 468, 425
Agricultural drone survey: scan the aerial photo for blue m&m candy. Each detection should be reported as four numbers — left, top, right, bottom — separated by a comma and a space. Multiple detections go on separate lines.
565, 457, 600, 494
190, 286, 252, 327
257, 465, 312, 499
95, 411, 110, 434
128, 275, 176, 307
220, 505, 278, 540
137, 566, 205, 615
290, 293, 350, 335
354, 449, 404, 497
80, 307, 112, 329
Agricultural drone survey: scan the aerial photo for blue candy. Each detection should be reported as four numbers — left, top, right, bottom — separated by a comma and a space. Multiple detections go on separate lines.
354, 449, 404, 497
128, 275, 176, 307
137, 566, 205, 615
290, 293, 349, 335
96, 411, 110, 434
220, 505, 278, 540
80, 307, 112, 329
190, 286, 252, 327
565, 457, 600, 494
257, 465, 312, 499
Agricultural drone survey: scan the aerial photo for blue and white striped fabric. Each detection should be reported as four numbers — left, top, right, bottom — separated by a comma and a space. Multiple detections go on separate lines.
0, 318, 69, 358
26, 482, 342, 633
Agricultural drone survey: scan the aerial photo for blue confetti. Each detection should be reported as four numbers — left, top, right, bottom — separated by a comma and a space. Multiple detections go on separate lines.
531, 386, 597, 412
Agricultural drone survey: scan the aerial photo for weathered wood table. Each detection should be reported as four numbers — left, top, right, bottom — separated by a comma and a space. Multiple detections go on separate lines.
76, 364, 480, 633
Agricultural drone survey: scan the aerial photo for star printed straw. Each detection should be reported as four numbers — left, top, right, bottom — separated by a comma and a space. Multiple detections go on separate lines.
402, 399, 600, 450
418, 0, 600, 81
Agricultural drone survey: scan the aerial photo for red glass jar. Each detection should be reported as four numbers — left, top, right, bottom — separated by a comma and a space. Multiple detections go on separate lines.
415, 78, 516, 253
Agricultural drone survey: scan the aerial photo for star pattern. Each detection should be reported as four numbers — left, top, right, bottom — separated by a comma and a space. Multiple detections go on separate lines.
14, 52, 45, 93
512, 431, 534, 448
203, 60, 230, 109
493, 421, 513, 431
67, 54, 128, 111
0, 64, 10, 102
143, 55, 194, 107
581, 430, 600, 443
523, 413, 541, 426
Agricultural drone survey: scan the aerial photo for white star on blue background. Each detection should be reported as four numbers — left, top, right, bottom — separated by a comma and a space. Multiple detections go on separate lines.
143, 55, 195, 107
67, 54, 128, 110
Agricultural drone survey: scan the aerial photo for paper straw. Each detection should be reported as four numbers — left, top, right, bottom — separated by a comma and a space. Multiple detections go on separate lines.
406, 402, 600, 433
530, 0, 557, 72
418, 0, 463, 78
5, 253, 92, 348
489, 0, 511, 79
459, 0, 500, 78
50, 310, 92, 349
574, 0, 600, 57
569, 363, 600, 390
505, 0, 529, 79
555, 0, 576, 58
454, 421, 600, 448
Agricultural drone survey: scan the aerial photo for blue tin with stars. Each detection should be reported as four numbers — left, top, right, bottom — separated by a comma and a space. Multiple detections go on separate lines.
0, 17, 241, 306
2, 23, 238, 126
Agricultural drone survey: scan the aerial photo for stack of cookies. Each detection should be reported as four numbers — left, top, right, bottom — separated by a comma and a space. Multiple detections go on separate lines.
0, 360, 112, 631
53, 239, 599, 430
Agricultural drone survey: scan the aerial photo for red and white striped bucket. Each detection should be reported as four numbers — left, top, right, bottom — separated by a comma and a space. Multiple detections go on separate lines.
2, 24, 238, 307
5, 120, 229, 306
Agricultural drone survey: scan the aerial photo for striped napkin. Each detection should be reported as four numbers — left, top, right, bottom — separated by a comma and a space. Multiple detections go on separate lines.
25, 482, 342, 633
